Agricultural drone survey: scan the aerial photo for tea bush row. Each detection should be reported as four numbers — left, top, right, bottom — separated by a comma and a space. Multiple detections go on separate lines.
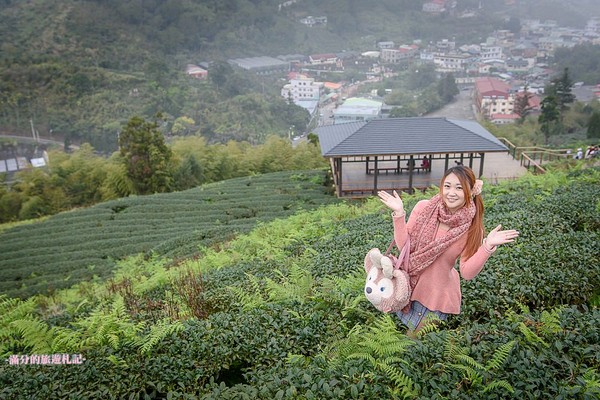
0, 170, 340, 298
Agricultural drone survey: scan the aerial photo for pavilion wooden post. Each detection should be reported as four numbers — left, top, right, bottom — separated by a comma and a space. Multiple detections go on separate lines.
478, 152, 485, 177
408, 155, 414, 194
373, 156, 379, 195
336, 158, 343, 197
469, 153, 474, 168
365, 156, 370, 174
444, 153, 449, 171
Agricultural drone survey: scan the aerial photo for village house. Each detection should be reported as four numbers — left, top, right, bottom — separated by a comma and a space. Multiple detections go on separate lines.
185, 64, 208, 79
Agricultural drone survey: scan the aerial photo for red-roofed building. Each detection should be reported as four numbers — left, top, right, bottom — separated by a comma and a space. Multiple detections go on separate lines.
490, 113, 520, 124
475, 77, 512, 118
186, 64, 208, 79
475, 78, 542, 123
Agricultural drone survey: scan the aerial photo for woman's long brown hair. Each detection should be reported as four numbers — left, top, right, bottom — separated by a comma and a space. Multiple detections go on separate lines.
440, 166, 484, 260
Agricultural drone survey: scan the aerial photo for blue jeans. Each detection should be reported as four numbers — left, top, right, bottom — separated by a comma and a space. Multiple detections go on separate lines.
396, 300, 448, 330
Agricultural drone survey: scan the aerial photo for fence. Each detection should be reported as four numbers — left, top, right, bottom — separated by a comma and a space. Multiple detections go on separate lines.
498, 137, 571, 174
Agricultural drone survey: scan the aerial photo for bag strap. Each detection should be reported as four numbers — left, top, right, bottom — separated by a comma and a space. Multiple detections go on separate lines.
384, 236, 410, 271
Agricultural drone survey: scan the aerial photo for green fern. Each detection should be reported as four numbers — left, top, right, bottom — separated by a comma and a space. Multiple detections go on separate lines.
539, 308, 563, 335
73, 296, 144, 350
134, 318, 184, 355
227, 273, 267, 311
444, 333, 515, 394
448, 363, 484, 386
51, 326, 84, 353
325, 314, 417, 398
264, 264, 314, 304
317, 269, 366, 318
416, 314, 442, 338
518, 322, 549, 347
485, 340, 516, 371
379, 360, 418, 398
454, 353, 485, 371
9, 319, 53, 354
482, 380, 515, 394
580, 368, 600, 394
0, 296, 51, 357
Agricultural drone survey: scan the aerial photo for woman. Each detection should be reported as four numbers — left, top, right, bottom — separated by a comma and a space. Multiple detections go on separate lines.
377, 165, 519, 334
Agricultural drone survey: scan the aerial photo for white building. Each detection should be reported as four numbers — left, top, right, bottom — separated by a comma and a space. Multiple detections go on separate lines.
281, 77, 322, 103
480, 43, 503, 61
433, 52, 470, 71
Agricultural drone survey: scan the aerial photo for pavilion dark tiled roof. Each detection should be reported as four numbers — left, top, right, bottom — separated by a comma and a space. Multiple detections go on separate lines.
316, 117, 507, 157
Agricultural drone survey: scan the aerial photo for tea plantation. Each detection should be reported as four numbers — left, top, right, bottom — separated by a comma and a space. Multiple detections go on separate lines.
0, 167, 599, 399
0, 170, 340, 298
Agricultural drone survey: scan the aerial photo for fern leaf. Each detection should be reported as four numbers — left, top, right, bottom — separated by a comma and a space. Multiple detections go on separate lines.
448, 363, 483, 386
377, 360, 416, 397
137, 319, 184, 355
51, 326, 84, 353
540, 307, 563, 335
516, 301, 530, 315
9, 319, 53, 353
454, 353, 485, 371
482, 380, 515, 394
485, 340, 516, 371
519, 322, 548, 347
346, 352, 377, 365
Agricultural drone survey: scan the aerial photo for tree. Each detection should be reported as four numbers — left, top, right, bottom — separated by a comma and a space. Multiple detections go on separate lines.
538, 95, 561, 145
545, 68, 576, 112
119, 116, 174, 195
513, 87, 534, 123
437, 73, 459, 102
173, 154, 203, 191
504, 16, 521, 34
587, 111, 600, 139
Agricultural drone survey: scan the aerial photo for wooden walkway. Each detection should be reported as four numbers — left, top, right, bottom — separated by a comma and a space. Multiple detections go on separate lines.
339, 152, 528, 197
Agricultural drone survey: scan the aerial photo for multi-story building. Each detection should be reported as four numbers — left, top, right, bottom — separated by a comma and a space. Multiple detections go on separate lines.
281, 76, 322, 103
380, 45, 418, 64
475, 77, 513, 118
433, 52, 470, 72
480, 43, 503, 61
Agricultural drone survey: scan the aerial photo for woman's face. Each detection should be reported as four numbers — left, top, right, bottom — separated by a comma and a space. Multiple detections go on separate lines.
442, 173, 466, 212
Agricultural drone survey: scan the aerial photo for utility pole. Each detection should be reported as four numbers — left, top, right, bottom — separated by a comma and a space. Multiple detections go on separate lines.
30, 119, 39, 143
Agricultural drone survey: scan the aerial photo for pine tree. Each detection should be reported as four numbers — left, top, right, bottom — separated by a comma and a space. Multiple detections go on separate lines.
538, 95, 561, 145
545, 68, 576, 111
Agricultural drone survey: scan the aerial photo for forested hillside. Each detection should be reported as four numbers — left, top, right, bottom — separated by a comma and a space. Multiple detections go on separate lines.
1, 0, 599, 151
0, 0, 501, 151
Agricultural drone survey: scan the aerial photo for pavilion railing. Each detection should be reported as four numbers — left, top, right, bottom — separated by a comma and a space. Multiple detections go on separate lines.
498, 137, 572, 174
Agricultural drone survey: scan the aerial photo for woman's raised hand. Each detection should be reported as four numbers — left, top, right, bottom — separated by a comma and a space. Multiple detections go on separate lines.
378, 190, 404, 214
486, 224, 520, 247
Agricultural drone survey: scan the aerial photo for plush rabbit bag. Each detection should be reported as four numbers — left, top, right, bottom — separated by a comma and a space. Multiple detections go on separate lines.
364, 237, 411, 313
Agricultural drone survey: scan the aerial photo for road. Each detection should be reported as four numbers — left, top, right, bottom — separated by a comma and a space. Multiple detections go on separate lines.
0, 134, 72, 148
425, 88, 476, 120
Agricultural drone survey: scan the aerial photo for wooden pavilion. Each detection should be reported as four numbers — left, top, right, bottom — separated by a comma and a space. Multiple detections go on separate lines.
315, 117, 509, 198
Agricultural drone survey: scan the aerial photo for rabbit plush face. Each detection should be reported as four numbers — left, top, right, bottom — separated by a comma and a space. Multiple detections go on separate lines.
364, 248, 410, 313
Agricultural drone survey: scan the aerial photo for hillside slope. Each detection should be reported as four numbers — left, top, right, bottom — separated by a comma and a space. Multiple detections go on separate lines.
0, 170, 339, 298
0, 167, 598, 398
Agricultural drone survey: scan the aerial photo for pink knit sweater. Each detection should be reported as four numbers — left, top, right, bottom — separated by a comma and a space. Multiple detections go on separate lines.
393, 199, 494, 314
